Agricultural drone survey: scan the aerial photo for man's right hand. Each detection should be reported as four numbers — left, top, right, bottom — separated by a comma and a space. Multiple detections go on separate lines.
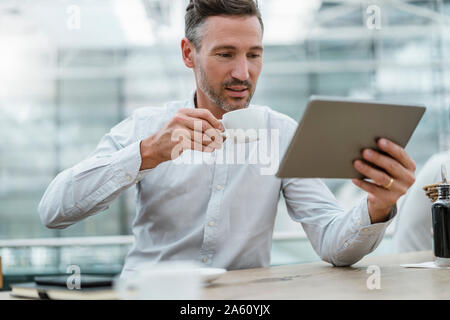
139, 108, 225, 170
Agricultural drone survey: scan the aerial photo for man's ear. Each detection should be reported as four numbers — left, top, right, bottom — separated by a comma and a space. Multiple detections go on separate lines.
181, 37, 196, 69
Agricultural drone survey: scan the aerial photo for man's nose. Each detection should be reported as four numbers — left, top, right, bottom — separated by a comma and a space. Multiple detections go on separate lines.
230, 57, 250, 81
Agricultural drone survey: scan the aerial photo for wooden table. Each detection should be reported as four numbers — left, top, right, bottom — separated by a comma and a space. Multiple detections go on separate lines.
1, 251, 448, 300
202, 250, 449, 300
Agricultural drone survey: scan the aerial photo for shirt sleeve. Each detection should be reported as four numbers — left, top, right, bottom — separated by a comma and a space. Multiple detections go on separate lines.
282, 177, 396, 266
38, 111, 152, 229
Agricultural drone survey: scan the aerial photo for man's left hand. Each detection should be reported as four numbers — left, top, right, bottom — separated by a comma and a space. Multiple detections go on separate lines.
352, 138, 416, 224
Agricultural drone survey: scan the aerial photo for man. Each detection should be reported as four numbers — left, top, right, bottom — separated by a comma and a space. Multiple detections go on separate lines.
39, 0, 416, 278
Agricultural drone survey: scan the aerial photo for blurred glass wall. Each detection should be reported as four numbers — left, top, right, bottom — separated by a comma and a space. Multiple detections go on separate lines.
1, 0, 450, 274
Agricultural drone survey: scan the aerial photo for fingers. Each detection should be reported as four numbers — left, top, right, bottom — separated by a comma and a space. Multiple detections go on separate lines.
354, 152, 412, 195
172, 111, 224, 141
377, 138, 416, 171
180, 108, 224, 131
353, 140, 417, 197
184, 128, 215, 147
360, 148, 414, 186
172, 113, 213, 133
353, 139, 417, 222
354, 160, 408, 195
352, 178, 397, 203
352, 178, 387, 196
172, 128, 223, 153
176, 131, 216, 154
354, 160, 398, 190
189, 128, 224, 149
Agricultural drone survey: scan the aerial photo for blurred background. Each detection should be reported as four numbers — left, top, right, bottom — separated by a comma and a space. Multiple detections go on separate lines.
1, 0, 449, 289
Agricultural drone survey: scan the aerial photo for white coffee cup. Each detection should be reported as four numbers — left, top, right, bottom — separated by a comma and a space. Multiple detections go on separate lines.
114, 260, 202, 300
220, 108, 267, 143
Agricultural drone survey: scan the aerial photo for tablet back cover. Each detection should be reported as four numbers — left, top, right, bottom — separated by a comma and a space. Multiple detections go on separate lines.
276, 96, 426, 179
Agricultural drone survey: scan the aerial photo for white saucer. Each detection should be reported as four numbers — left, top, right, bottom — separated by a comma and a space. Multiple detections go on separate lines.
199, 268, 227, 283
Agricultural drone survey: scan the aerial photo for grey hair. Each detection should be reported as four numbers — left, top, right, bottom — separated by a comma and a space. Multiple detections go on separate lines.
185, 0, 264, 50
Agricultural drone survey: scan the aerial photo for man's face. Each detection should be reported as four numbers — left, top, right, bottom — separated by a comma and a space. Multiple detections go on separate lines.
193, 15, 263, 112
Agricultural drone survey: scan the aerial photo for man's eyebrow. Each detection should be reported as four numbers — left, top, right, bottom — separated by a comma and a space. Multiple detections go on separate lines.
250, 46, 264, 51
211, 45, 263, 51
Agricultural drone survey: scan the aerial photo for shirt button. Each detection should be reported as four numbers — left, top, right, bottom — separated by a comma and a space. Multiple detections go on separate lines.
202, 257, 208, 263
344, 241, 349, 248
363, 228, 369, 232
357, 219, 362, 226
125, 174, 132, 182
208, 221, 215, 227
216, 184, 223, 191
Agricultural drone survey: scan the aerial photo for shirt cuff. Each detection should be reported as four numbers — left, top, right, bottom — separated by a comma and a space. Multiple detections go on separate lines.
354, 196, 397, 235
332, 197, 397, 266
136, 168, 153, 182
111, 140, 151, 186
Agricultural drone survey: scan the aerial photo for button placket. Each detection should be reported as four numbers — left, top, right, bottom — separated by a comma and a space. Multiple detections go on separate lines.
199, 159, 228, 262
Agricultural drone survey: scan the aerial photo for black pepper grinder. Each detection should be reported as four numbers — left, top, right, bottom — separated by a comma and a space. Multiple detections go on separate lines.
431, 164, 450, 266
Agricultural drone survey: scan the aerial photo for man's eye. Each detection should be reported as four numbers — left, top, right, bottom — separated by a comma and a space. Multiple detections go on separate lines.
248, 54, 261, 58
217, 53, 232, 58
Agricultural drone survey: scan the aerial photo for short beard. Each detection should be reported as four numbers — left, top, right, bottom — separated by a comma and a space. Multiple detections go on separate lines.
197, 65, 254, 112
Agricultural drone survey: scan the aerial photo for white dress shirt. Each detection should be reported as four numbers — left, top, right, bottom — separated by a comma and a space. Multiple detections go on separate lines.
393, 151, 450, 252
38, 92, 396, 278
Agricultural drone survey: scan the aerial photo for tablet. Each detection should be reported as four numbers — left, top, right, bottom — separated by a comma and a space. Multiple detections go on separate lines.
276, 96, 426, 179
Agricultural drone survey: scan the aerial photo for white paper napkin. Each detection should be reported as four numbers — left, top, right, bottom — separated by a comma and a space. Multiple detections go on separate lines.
400, 261, 450, 269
